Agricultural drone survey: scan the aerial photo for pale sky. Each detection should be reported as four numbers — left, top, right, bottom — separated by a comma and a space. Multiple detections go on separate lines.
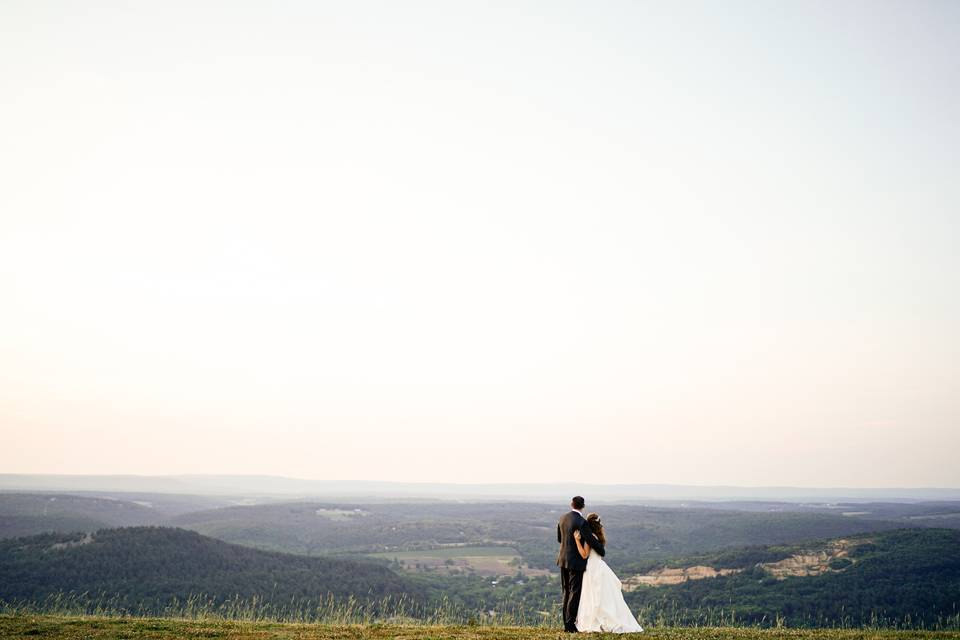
1, 1, 958, 487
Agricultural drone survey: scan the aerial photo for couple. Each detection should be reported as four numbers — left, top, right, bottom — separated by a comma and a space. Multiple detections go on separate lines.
556, 496, 644, 633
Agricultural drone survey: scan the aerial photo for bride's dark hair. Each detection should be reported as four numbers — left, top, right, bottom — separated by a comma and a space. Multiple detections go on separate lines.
586, 512, 606, 545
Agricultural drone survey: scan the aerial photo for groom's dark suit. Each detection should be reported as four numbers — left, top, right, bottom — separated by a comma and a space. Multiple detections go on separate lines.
556, 510, 606, 632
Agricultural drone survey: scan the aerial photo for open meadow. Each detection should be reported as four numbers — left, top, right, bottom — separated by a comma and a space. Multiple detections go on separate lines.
368, 545, 553, 576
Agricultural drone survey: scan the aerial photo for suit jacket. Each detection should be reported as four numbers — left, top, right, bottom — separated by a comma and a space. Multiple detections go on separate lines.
556, 510, 605, 571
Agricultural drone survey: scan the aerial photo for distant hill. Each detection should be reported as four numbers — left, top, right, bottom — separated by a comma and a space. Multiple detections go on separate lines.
0, 527, 419, 611
170, 500, 932, 573
823, 501, 960, 527
621, 528, 960, 627
3, 474, 959, 502
0, 492, 282, 540
0, 493, 162, 539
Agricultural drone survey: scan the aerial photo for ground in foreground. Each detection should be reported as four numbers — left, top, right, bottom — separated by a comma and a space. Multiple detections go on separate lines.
3, 616, 960, 640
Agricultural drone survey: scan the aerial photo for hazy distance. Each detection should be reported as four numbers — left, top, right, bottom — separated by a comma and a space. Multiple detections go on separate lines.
3, 474, 960, 503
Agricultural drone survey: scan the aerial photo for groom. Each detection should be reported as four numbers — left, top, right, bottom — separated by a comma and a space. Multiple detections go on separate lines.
556, 495, 606, 632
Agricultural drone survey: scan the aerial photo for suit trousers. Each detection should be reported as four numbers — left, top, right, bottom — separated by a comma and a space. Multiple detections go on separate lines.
561, 566, 585, 632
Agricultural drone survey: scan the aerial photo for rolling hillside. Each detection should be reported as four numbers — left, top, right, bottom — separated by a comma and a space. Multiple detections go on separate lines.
0, 494, 162, 539
0, 527, 419, 611
0, 493, 282, 540
621, 528, 960, 627
170, 500, 930, 573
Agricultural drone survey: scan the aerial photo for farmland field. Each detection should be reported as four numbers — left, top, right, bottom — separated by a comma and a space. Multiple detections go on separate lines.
368, 545, 552, 576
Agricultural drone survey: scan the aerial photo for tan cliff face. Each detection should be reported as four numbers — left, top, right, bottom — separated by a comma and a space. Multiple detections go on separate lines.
759, 551, 837, 578
759, 538, 863, 580
622, 538, 869, 590
622, 565, 742, 590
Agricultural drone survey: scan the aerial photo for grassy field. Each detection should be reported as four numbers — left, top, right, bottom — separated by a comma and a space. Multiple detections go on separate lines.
368, 545, 517, 560
3, 616, 960, 640
367, 545, 551, 576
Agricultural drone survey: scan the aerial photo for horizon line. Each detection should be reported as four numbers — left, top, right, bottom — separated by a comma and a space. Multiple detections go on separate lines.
2, 473, 958, 492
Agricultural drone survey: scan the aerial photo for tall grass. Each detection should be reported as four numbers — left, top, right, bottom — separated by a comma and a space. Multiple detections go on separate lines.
0, 591, 559, 627
630, 603, 960, 631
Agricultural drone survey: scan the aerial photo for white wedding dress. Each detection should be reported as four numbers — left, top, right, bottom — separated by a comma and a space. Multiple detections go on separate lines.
576, 548, 644, 633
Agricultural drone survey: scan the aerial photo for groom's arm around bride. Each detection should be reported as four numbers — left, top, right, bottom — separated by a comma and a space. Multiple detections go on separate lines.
558, 519, 605, 555
577, 516, 605, 556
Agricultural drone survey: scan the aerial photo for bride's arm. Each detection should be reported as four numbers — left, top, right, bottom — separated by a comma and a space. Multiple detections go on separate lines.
573, 530, 590, 559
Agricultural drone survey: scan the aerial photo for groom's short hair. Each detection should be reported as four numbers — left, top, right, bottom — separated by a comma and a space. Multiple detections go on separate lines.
571, 496, 585, 509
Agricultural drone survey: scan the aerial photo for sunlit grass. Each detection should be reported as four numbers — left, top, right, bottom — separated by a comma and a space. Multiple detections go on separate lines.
2, 593, 960, 634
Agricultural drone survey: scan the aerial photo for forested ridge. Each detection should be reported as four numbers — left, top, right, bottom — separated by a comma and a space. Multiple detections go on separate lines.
623, 529, 960, 626
0, 527, 417, 610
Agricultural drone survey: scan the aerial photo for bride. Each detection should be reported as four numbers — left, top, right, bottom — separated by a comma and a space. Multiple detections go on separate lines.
572, 513, 644, 633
